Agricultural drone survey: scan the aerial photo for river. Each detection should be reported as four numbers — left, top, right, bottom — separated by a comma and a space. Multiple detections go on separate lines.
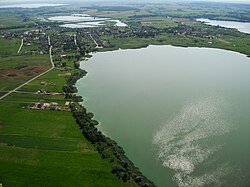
197, 18, 250, 34
76, 45, 250, 187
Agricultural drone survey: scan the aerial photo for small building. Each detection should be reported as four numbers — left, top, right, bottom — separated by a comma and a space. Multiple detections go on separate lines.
50, 102, 58, 106
40, 81, 47, 86
49, 105, 57, 110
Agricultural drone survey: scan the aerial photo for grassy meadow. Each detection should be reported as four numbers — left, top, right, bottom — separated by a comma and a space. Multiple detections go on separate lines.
0, 14, 34, 28
0, 54, 51, 93
0, 102, 133, 187
0, 39, 20, 57
20, 69, 67, 92
0, 37, 136, 186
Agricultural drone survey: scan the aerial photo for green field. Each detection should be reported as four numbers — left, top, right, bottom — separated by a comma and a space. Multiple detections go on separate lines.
20, 69, 68, 93
0, 54, 50, 69
0, 14, 34, 28
0, 54, 51, 92
0, 102, 133, 187
0, 39, 20, 57
0, 35, 136, 186
2, 92, 67, 106
21, 42, 41, 53
100, 31, 250, 56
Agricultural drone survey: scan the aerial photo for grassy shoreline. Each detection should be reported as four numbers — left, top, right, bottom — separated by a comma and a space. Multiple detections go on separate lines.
64, 67, 156, 186
73, 33, 250, 186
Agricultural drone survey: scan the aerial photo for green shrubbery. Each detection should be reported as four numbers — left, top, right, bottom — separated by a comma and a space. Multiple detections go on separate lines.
65, 70, 155, 187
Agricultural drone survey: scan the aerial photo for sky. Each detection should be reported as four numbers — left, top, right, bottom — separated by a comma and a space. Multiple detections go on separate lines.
0, 0, 249, 4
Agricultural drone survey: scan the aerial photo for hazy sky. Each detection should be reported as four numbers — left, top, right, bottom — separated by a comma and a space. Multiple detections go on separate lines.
0, 0, 249, 3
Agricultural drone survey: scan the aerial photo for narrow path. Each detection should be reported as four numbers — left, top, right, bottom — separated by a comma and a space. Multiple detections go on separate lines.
73, 34, 80, 51
49, 45, 54, 68
0, 37, 54, 100
48, 36, 51, 46
17, 38, 24, 54
89, 34, 103, 48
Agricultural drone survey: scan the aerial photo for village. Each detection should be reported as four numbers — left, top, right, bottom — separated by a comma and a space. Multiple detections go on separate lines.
30, 99, 71, 111
1, 16, 242, 57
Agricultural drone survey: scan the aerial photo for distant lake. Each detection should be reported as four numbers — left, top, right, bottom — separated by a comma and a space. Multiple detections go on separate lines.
0, 4, 66, 8
197, 18, 250, 34
48, 14, 109, 22
77, 45, 250, 187
48, 14, 127, 28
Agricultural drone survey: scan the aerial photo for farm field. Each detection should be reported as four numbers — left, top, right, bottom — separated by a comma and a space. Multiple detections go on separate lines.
0, 54, 51, 93
0, 14, 34, 28
20, 69, 68, 93
0, 39, 20, 57
0, 101, 132, 187
0, 37, 136, 186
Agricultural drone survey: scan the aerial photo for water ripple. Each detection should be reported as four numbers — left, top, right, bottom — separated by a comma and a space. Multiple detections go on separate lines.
152, 96, 236, 186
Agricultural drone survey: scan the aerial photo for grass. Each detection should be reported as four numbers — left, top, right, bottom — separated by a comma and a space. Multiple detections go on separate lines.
0, 54, 51, 92
20, 53, 80, 93
0, 14, 33, 28
0, 134, 79, 151
100, 36, 150, 51
138, 16, 178, 28
0, 78, 30, 93
3, 92, 68, 105
0, 37, 134, 185
100, 30, 250, 56
20, 69, 68, 92
0, 101, 133, 187
0, 54, 50, 69
21, 42, 41, 53
0, 39, 20, 57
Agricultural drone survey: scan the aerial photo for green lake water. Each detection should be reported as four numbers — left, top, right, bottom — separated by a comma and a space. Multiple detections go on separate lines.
76, 45, 250, 187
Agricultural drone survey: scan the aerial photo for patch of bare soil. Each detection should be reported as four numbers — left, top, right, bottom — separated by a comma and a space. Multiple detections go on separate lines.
0, 66, 49, 78
175, 18, 194, 23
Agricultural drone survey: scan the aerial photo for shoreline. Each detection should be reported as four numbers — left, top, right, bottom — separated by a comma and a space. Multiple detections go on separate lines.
73, 43, 250, 186
65, 67, 156, 186
98, 43, 250, 58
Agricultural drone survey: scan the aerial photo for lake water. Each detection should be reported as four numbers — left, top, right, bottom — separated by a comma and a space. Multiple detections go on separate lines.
48, 15, 109, 22
48, 14, 127, 28
76, 45, 250, 187
197, 18, 250, 34
60, 22, 105, 28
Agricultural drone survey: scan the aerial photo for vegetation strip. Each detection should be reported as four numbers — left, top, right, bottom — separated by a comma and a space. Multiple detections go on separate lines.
64, 69, 156, 187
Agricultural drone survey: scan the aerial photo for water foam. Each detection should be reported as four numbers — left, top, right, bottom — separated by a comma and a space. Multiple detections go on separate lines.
153, 96, 235, 186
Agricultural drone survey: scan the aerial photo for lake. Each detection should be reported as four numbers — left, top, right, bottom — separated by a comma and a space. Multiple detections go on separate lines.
76, 45, 250, 187
197, 18, 250, 34
48, 14, 127, 28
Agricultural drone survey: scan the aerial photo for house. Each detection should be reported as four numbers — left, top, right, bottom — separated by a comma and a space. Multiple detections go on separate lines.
40, 81, 47, 85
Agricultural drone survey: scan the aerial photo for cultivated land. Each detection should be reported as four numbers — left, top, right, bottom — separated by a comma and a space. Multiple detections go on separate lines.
0, 102, 133, 187
0, 30, 137, 187
0, 1, 250, 186
0, 39, 137, 187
